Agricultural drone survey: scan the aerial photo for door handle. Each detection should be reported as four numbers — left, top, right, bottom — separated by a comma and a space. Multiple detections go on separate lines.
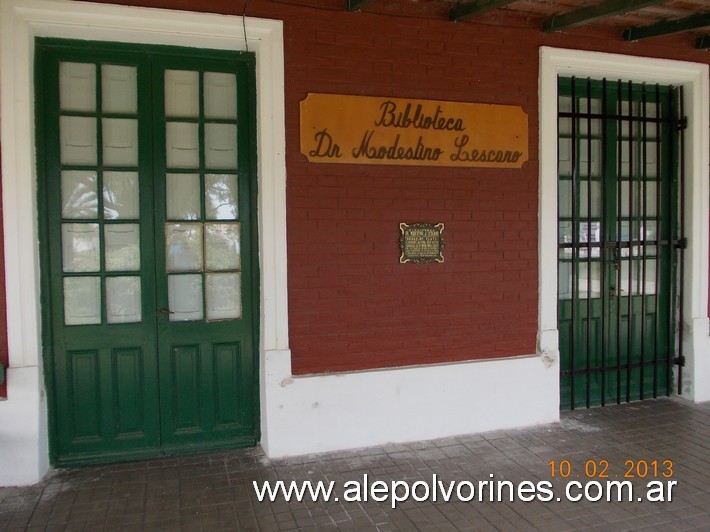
609, 288, 617, 299
158, 308, 175, 315
612, 246, 621, 271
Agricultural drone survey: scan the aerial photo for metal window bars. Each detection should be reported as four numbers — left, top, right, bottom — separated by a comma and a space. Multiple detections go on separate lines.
557, 76, 685, 410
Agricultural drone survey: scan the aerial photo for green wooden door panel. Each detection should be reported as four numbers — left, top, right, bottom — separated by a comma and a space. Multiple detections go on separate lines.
114, 348, 149, 437
36, 39, 259, 465
213, 343, 243, 427
560, 297, 670, 407
160, 339, 253, 451
67, 350, 102, 441
169, 345, 202, 433
53, 344, 160, 460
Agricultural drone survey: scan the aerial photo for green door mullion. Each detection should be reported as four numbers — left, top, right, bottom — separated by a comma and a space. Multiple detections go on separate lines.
150, 63, 174, 444
95, 59, 108, 327
640, 116, 651, 402
603, 87, 620, 405
197, 69, 213, 433
135, 53, 161, 451
651, 86, 663, 397
199, 70, 208, 331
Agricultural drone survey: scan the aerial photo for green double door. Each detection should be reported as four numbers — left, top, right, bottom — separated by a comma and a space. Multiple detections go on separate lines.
558, 77, 682, 409
36, 40, 259, 464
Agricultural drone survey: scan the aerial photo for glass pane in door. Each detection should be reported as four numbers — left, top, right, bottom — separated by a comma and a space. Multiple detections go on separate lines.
106, 276, 142, 323
168, 274, 203, 321
60, 62, 96, 112
166, 173, 201, 220
102, 65, 137, 114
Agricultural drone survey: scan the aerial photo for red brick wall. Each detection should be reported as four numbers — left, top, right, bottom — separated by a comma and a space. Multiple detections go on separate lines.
42, 1, 710, 375
283, 12, 541, 374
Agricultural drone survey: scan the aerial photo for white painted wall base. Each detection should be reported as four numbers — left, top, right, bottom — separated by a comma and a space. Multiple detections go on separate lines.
0, 367, 48, 486
683, 317, 710, 402
261, 352, 559, 457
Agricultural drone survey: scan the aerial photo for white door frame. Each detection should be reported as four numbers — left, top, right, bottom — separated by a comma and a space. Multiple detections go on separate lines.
0, 0, 288, 484
538, 46, 710, 402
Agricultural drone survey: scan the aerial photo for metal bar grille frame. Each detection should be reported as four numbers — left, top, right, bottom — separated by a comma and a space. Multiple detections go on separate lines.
557, 76, 685, 409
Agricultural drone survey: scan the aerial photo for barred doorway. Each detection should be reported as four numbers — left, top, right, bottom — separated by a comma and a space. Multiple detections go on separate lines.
557, 77, 685, 409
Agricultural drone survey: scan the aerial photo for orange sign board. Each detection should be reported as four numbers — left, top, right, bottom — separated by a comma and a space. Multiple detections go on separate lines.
300, 93, 528, 168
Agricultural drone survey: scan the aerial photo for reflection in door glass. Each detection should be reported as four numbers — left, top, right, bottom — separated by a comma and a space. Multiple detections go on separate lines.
205, 174, 238, 220
103, 171, 140, 219
62, 170, 98, 219
166, 223, 203, 271
205, 223, 240, 271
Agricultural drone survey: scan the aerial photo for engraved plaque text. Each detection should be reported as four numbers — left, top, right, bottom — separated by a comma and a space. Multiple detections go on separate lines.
399, 223, 444, 264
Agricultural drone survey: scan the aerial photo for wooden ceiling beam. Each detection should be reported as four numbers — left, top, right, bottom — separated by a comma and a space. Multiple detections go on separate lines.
624, 12, 710, 41
450, 0, 516, 22
697, 35, 710, 49
347, 0, 375, 12
543, 0, 665, 33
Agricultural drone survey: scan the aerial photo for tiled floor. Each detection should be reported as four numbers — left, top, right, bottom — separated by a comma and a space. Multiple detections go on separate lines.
1, 396, 709, 531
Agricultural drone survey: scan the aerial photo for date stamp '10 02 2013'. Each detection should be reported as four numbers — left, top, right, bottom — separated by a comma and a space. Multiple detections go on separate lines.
548, 459, 677, 503
548, 459, 674, 479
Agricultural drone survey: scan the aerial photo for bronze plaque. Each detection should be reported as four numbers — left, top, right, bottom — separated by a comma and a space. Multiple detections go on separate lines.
399, 223, 444, 264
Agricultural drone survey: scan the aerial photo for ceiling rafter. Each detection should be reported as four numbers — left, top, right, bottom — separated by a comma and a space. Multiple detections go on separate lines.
624, 12, 710, 41
347, 0, 374, 12
338, 1, 709, 49
449, 0, 516, 22
543, 0, 665, 33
